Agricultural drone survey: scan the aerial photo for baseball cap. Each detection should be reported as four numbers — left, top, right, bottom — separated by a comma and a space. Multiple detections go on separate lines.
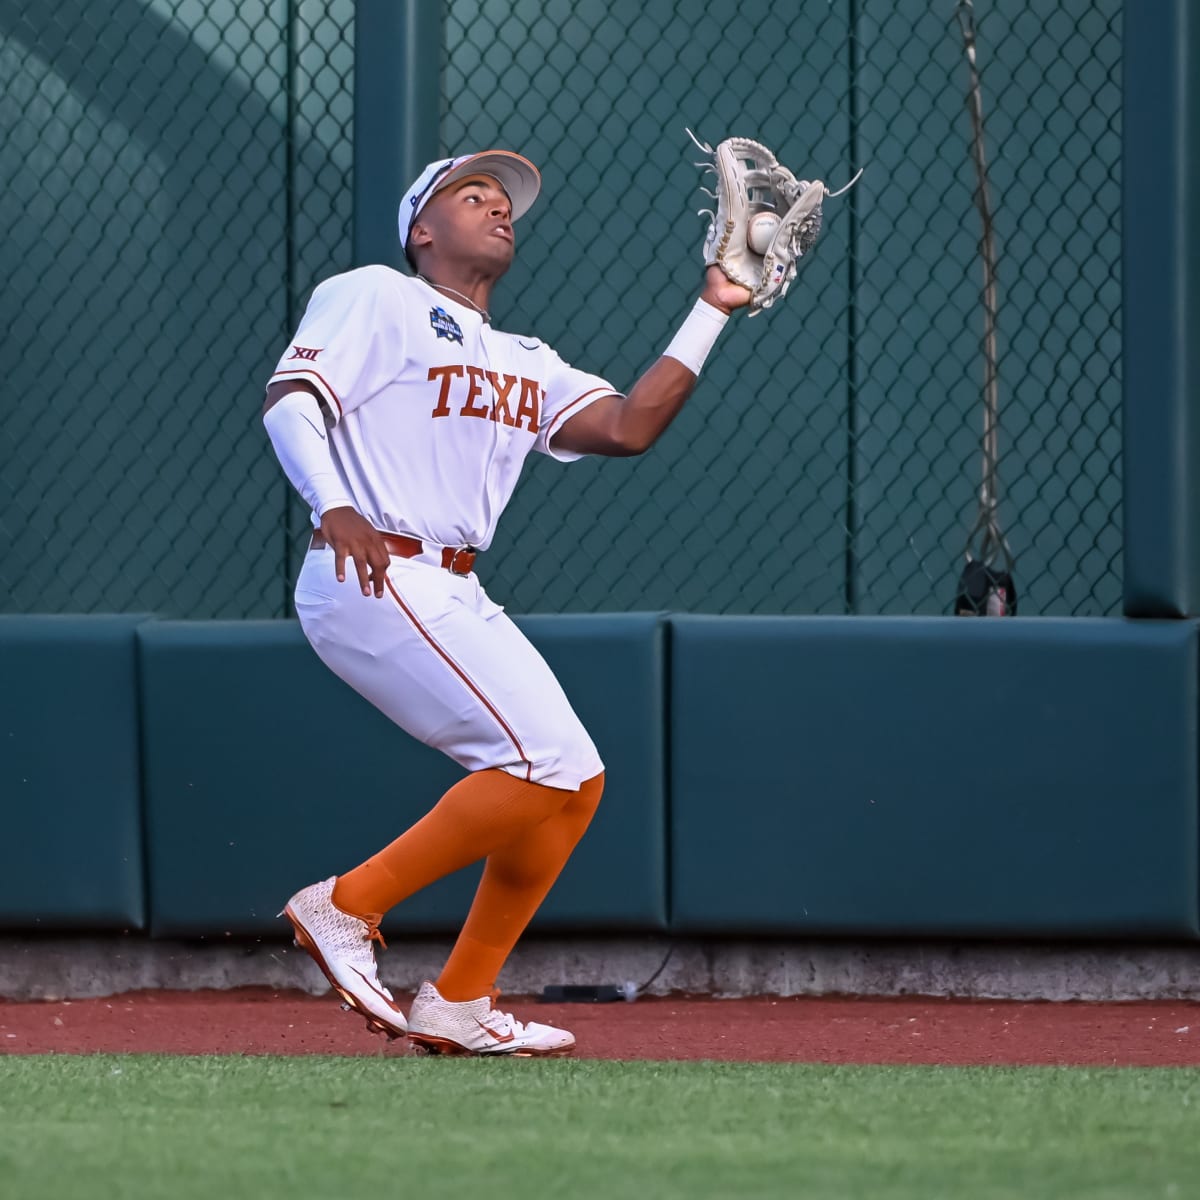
398, 150, 541, 250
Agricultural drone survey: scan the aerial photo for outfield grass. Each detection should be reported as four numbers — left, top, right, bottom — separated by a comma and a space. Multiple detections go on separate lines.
0, 1056, 1197, 1199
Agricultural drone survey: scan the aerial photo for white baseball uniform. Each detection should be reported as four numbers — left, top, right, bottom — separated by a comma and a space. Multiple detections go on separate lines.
268, 267, 615, 789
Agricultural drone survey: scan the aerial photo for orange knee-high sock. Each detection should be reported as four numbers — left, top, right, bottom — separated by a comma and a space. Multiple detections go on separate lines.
331, 769, 573, 922
436, 771, 605, 1001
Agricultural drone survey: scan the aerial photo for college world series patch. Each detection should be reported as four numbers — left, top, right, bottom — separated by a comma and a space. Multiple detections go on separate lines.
429, 306, 464, 345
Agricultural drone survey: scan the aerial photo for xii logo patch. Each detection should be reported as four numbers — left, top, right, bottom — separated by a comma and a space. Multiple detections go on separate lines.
429, 306, 464, 345
288, 345, 322, 361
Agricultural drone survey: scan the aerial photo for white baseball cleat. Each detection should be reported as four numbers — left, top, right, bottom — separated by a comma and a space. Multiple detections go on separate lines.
407, 981, 575, 1057
281, 877, 407, 1040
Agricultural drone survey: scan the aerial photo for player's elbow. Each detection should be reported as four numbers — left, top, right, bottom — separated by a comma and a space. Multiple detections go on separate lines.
559, 416, 656, 457
597, 429, 655, 457
609, 408, 662, 456
613, 429, 656, 456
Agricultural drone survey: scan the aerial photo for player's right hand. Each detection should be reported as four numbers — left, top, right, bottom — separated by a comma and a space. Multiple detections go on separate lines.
320, 506, 392, 598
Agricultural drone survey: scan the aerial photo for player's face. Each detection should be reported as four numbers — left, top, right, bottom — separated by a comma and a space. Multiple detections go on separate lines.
416, 175, 515, 271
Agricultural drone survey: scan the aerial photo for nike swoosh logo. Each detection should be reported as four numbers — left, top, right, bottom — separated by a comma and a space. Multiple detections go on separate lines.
474, 1018, 515, 1044
349, 966, 402, 1012
518, 340, 539, 350
300, 412, 328, 441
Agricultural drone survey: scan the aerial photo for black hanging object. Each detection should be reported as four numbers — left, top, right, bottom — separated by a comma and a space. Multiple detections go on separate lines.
954, 558, 1017, 616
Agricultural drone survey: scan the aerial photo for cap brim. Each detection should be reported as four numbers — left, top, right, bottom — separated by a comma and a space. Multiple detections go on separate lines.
429, 150, 541, 221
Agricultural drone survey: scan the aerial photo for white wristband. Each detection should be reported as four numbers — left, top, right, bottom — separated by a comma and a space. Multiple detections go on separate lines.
262, 391, 355, 518
661, 298, 729, 376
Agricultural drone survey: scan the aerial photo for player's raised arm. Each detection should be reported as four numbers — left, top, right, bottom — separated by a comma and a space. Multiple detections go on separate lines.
552, 266, 749, 458
554, 133, 858, 460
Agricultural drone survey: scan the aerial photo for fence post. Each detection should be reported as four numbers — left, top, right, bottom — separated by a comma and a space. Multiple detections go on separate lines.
1122, 2, 1200, 617
353, 0, 443, 271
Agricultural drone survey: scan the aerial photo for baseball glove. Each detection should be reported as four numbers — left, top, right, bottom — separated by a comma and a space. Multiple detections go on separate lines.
687, 131, 861, 316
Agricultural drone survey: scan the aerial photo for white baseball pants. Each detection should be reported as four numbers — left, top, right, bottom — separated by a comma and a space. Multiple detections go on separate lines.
294, 544, 604, 791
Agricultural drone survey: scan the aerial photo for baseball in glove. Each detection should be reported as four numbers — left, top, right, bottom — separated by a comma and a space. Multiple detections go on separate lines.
687, 130, 862, 316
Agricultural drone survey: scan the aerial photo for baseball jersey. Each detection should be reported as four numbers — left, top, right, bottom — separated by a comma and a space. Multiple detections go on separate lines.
268, 267, 619, 551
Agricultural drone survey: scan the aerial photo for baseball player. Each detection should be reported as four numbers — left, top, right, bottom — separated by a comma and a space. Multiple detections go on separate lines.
263, 148, 750, 1056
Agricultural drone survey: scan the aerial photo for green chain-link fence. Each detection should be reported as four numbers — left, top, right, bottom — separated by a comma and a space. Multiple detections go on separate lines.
0, 0, 353, 618
0, 0, 1121, 618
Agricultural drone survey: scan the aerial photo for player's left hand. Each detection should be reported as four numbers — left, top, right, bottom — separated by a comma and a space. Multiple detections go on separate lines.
701, 264, 751, 315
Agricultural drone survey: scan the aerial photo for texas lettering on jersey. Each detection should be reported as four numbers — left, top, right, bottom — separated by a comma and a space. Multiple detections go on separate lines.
267, 268, 617, 549
428, 365, 542, 433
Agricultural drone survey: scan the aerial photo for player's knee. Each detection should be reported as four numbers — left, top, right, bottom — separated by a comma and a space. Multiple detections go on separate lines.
524, 718, 603, 791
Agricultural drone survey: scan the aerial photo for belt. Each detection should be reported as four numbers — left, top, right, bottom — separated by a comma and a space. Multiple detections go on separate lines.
310, 530, 477, 576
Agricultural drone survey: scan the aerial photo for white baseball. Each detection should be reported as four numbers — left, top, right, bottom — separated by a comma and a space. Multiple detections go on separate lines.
747, 211, 781, 255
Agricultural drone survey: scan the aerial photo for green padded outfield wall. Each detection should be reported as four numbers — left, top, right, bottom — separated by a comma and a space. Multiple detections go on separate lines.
669, 615, 1200, 938
0, 615, 149, 930
4, 610, 1199, 942
138, 615, 667, 937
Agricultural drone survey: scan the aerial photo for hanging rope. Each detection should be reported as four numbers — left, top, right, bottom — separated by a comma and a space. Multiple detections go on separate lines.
954, 0, 1017, 615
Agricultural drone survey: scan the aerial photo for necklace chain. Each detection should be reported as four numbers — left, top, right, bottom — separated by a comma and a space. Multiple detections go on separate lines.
418, 275, 490, 322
